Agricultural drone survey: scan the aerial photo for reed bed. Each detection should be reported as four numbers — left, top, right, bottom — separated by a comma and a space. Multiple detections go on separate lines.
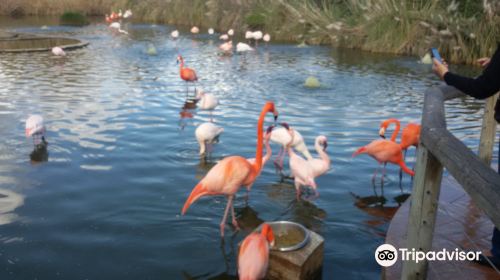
1, 0, 498, 63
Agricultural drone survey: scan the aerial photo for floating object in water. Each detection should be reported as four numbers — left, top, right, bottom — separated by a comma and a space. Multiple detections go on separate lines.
297, 41, 308, 48
51, 46, 66, 56
208, 28, 214, 35
304, 76, 320, 88
171, 30, 179, 39
40, 25, 49, 30
191, 26, 199, 34
421, 52, 432, 64
146, 43, 157, 56
236, 42, 254, 52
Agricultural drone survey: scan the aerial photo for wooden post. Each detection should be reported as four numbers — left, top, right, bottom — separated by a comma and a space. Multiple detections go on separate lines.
401, 143, 443, 280
478, 93, 499, 165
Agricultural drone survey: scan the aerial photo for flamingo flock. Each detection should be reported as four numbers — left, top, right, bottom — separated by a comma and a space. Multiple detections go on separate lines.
29, 20, 423, 280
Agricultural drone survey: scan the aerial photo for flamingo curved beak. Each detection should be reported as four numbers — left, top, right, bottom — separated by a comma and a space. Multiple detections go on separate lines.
322, 142, 328, 151
378, 127, 386, 139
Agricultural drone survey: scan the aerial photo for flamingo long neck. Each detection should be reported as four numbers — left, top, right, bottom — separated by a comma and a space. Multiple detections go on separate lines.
315, 140, 330, 165
252, 105, 272, 173
179, 58, 185, 71
387, 119, 400, 142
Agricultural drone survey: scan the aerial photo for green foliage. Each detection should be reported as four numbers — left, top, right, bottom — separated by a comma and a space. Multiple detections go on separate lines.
245, 12, 266, 29
60, 11, 89, 26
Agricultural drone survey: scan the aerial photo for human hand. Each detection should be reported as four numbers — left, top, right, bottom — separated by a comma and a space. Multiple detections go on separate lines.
432, 58, 449, 80
477, 57, 491, 68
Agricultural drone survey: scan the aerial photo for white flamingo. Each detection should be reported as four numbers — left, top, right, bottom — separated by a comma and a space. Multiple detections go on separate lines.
252, 31, 263, 46
270, 123, 312, 175
263, 33, 271, 45
25, 115, 46, 146
236, 42, 254, 52
123, 9, 132, 19
245, 31, 254, 43
195, 122, 224, 155
51, 46, 66, 56
219, 41, 232, 53
109, 22, 128, 34
208, 28, 214, 35
308, 135, 330, 178
191, 26, 200, 34
219, 34, 229, 41
171, 30, 179, 39
286, 128, 316, 200
227, 29, 234, 36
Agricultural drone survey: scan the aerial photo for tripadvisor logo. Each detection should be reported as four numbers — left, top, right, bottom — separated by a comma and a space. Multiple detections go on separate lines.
374, 244, 481, 267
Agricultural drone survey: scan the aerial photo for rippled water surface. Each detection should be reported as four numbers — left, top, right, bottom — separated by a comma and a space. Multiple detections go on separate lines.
0, 18, 498, 279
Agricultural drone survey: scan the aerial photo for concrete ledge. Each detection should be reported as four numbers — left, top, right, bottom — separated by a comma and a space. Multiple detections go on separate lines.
0, 32, 88, 53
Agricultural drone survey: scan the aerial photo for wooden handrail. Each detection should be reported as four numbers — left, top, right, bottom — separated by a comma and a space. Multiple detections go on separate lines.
401, 85, 500, 279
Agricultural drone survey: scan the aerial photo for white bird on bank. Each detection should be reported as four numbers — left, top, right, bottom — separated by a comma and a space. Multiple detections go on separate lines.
191, 26, 200, 34
171, 30, 179, 39
195, 122, 224, 155
196, 88, 219, 111
263, 33, 271, 43
208, 28, 214, 35
227, 29, 234, 36
245, 31, 254, 42
236, 42, 254, 52
51, 46, 66, 56
219, 34, 229, 41
253, 31, 263, 46
123, 9, 132, 19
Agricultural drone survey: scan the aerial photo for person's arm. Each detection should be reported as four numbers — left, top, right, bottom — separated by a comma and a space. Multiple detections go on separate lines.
435, 46, 500, 99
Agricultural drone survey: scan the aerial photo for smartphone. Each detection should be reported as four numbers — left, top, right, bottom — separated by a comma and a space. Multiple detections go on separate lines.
430, 48, 442, 63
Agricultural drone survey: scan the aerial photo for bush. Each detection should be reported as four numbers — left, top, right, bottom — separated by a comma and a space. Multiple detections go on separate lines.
245, 12, 266, 29
60, 11, 89, 26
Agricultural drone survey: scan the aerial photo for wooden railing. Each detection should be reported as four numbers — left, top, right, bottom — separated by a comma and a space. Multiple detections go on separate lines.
401, 85, 500, 279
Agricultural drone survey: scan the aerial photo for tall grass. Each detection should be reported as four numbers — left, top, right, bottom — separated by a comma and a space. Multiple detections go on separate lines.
1, 0, 498, 63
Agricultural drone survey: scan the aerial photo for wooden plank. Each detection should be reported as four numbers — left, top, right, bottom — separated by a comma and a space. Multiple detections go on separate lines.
478, 93, 499, 165
401, 144, 443, 280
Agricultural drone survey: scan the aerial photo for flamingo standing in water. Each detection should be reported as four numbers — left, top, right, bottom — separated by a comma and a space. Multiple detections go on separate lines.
51, 47, 66, 56
236, 42, 254, 52
352, 139, 415, 196
270, 125, 312, 176
219, 40, 233, 54
177, 55, 198, 97
181, 102, 278, 237
379, 119, 420, 184
25, 115, 46, 146
195, 88, 219, 121
308, 135, 331, 178
195, 122, 224, 155
285, 125, 316, 200
191, 26, 200, 34
263, 33, 271, 46
171, 30, 179, 39
238, 223, 275, 280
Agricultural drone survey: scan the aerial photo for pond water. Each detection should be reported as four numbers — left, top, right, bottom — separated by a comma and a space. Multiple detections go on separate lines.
0, 17, 498, 279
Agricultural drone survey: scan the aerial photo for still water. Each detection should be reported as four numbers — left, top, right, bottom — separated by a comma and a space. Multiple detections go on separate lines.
0, 17, 497, 279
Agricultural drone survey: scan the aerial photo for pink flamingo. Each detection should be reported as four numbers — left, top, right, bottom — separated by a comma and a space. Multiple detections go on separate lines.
177, 55, 198, 97
181, 102, 278, 236
269, 125, 312, 176
352, 139, 415, 196
238, 223, 275, 280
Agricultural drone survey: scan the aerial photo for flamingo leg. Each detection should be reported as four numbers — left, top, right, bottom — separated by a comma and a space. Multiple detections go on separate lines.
230, 198, 239, 230
371, 166, 379, 197
273, 147, 284, 174
295, 181, 302, 201
220, 195, 234, 237
381, 163, 386, 198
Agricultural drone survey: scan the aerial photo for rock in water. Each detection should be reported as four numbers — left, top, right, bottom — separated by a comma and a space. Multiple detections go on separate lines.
421, 52, 432, 64
305, 76, 320, 88
146, 44, 157, 56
